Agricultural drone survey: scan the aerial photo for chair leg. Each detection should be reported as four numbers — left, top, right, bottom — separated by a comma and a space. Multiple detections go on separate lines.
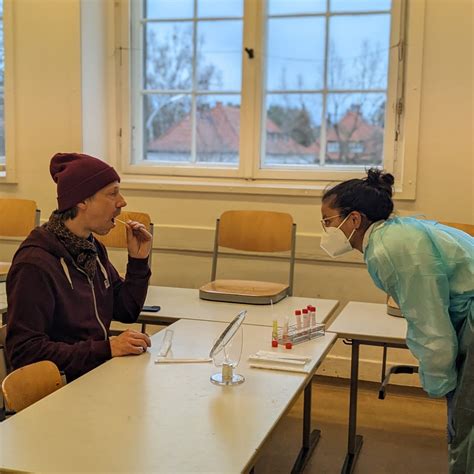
379, 365, 419, 399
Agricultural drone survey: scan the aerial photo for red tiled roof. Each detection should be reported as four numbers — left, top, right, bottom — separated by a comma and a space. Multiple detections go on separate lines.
149, 103, 317, 156
148, 104, 379, 160
326, 110, 381, 142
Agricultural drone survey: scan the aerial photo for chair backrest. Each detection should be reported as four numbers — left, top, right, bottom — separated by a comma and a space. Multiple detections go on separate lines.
0, 198, 40, 237
217, 210, 294, 252
94, 211, 154, 265
0, 325, 8, 417
211, 210, 296, 294
440, 222, 474, 236
1, 360, 64, 413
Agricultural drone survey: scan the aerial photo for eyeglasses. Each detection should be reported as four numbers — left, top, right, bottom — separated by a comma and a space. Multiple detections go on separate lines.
320, 214, 343, 231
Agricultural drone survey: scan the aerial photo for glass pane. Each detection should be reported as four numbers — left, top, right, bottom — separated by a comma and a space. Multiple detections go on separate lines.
331, 0, 391, 12
267, 18, 325, 91
0, 13, 4, 160
268, 0, 326, 15
328, 14, 390, 90
325, 93, 386, 166
197, 21, 242, 91
198, 0, 243, 18
146, 0, 193, 19
263, 94, 322, 167
196, 95, 240, 165
145, 22, 193, 90
145, 94, 193, 163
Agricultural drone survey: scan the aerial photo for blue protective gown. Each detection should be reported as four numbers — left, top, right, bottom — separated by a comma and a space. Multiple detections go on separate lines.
364, 217, 473, 473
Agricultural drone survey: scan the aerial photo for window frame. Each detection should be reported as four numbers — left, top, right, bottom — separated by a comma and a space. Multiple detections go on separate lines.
0, 0, 16, 182
115, 0, 425, 199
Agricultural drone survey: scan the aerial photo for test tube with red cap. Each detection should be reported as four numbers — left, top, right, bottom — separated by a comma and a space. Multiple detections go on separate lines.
302, 308, 309, 331
294, 309, 302, 330
309, 305, 317, 327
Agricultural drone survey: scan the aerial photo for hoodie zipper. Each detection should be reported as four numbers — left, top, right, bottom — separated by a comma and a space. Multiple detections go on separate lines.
65, 260, 108, 341
88, 277, 108, 341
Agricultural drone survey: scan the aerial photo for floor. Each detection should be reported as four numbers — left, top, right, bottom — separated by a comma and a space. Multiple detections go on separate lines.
127, 322, 448, 474
254, 376, 448, 474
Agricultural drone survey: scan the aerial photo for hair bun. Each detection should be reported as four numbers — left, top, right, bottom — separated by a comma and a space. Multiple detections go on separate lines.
365, 168, 394, 196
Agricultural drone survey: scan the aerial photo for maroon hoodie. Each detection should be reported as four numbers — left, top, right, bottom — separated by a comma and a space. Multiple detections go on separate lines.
6, 226, 151, 381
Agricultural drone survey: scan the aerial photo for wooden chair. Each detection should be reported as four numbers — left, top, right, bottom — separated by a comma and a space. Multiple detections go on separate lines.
440, 222, 474, 236
1, 360, 64, 413
200, 210, 296, 304
0, 198, 40, 237
0, 198, 41, 280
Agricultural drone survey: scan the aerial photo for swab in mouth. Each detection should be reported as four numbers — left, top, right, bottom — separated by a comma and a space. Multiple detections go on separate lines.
114, 218, 127, 225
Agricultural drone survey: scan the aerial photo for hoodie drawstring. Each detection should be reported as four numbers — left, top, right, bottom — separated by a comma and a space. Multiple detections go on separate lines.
60, 258, 74, 289
96, 257, 110, 289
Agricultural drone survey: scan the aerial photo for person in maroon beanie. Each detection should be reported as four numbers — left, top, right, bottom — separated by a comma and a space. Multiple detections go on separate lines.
5, 153, 152, 381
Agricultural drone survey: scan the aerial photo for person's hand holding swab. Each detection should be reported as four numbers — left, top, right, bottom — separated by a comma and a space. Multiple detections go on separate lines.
116, 218, 152, 259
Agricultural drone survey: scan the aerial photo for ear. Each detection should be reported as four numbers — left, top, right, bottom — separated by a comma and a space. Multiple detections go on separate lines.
76, 201, 88, 211
350, 211, 363, 229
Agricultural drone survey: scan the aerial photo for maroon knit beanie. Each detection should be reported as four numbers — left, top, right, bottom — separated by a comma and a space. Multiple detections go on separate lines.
50, 153, 120, 212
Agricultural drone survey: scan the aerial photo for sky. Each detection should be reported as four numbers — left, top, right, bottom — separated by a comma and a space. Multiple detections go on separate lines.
142, 0, 391, 94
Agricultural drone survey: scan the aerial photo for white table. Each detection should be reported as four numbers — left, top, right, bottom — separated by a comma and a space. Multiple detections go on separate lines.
140, 285, 339, 328
0, 282, 6, 319
0, 284, 339, 329
0, 319, 337, 473
0, 263, 9, 283
328, 302, 409, 474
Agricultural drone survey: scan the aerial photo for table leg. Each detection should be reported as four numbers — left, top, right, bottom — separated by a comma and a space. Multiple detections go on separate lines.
342, 340, 363, 474
291, 380, 321, 473
381, 344, 388, 383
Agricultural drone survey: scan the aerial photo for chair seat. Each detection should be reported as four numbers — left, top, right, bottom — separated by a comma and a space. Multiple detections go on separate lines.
387, 295, 403, 318
199, 279, 289, 305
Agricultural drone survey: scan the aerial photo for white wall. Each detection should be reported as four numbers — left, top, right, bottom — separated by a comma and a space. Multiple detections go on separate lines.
0, 0, 472, 386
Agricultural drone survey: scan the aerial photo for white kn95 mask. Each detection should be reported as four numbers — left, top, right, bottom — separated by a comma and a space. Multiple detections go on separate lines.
320, 215, 355, 258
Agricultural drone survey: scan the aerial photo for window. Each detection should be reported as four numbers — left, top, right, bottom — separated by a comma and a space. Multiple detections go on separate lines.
120, 0, 422, 195
0, 0, 5, 175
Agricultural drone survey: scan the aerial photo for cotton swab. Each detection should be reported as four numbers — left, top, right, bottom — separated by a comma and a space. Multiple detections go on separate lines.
155, 358, 212, 364
249, 363, 309, 374
114, 218, 151, 237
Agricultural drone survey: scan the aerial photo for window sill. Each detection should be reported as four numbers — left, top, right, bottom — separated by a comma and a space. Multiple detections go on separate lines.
120, 175, 415, 200
0, 176, 18, 184
120, 175, 329, 197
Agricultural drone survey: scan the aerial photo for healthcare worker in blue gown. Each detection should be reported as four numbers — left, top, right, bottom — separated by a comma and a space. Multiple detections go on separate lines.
320, 168, 473, 474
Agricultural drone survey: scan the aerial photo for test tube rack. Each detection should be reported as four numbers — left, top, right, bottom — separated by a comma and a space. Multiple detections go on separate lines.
277, 323, 325, 346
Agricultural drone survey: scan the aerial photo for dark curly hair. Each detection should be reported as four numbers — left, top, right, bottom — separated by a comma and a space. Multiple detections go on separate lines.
322, 168, 395, 222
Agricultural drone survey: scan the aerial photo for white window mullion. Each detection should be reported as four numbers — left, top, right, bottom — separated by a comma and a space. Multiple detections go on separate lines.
319, 0, 331, 167
129, 3, 145, 165
244, 0, 263, 179
191, 1, 198, 165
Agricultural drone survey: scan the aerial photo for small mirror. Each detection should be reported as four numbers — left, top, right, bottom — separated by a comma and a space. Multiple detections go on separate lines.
209, 310, 247, 386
